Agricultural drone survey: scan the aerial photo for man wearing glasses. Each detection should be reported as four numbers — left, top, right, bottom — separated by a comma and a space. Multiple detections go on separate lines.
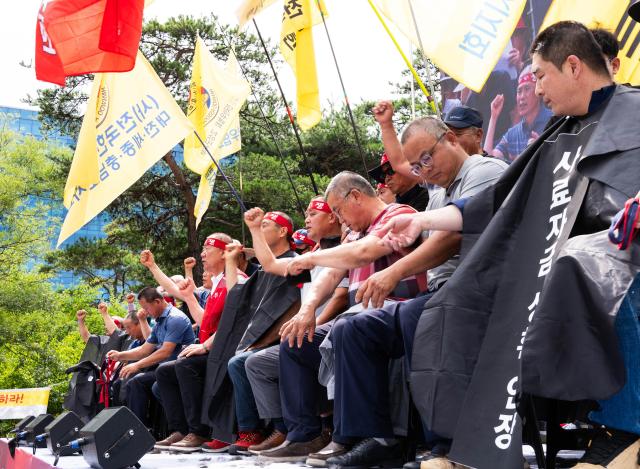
311, 113, 507, 468
368, 153, 430, 211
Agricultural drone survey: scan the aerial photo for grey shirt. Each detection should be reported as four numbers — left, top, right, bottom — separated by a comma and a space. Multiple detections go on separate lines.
425, 154, 508, 291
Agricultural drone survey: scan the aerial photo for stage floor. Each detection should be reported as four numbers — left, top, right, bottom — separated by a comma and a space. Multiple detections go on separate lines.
10, 444, 585, 468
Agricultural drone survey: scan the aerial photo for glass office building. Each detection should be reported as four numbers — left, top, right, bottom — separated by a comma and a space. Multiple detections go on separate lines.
0, 105, 184, 289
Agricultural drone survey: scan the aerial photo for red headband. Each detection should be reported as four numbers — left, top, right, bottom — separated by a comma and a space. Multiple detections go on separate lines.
204, 237, 228, 250
518, 72, 536, 87
264, 212, 293, 235
308, 200, 332, 214
293, 230, 316, 247
377, 183, 388, 190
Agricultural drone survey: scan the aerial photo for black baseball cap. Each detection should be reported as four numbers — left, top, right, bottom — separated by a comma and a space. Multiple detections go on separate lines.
630, 0, 640, 22
368, 153, 392, 184
443, 105, 483, 129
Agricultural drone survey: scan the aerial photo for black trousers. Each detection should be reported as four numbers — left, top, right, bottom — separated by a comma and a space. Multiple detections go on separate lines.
279, 322, 333, 442
155, 354, 210, 437
125, 370, 157, 426
332, 294, 433, 439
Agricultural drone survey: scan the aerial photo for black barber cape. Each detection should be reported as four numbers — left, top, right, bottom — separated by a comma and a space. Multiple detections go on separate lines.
201, 250, 300, 442
64, 332, 132, 419
410, 85, 640, 468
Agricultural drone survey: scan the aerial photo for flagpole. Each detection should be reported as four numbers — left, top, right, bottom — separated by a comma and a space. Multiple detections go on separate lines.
215, 32, 306, 218
194, 131, 247, 213
252, 18, 319, 195
314, 0, 369, 173
367, 0, 438, 115
407, 0, 441, 118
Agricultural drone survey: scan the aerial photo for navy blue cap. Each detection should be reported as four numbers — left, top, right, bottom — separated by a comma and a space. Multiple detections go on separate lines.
630, 0, 640, 21
443, 105, 483, 129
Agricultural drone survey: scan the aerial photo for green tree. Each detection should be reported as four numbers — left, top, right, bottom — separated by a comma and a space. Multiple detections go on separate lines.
0, 128, 103, 434
28, 15, 288, 279
29, 14, 389, 291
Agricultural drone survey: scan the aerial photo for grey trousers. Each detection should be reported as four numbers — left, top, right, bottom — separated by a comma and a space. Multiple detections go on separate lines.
245, 344, 282, 419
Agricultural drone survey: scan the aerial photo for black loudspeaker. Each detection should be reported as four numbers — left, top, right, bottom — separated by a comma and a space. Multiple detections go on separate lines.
42, 411, 83, 456
78, 406, 154, 469
21, 414, 54, 446
11, 415, 34, 432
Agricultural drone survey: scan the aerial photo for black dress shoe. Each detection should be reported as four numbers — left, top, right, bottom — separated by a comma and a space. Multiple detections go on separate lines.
327, 438, 404, 469
403, 462, 420, 469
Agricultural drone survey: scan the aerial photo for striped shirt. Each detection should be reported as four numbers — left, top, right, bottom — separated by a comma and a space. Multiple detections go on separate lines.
346, 203, 429, 306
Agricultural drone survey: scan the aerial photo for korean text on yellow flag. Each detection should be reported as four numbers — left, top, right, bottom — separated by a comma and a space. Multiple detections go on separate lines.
374, 0, 526, 93
541, 0, 640, 85
280, 0, 326, 131
192, 50, 248, 227
0, 388, 49, 419
58, 51, 193, 247
183, 37, 250, 177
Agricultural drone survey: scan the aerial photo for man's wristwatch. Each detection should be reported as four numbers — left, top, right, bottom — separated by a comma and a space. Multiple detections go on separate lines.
202, 343, 209, 352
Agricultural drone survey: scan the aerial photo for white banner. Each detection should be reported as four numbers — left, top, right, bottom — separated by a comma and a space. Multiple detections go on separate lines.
0, 388, 50, 419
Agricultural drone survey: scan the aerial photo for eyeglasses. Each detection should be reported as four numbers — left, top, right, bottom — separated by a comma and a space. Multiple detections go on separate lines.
409, 133, 445, 177
331, 190, 353, 223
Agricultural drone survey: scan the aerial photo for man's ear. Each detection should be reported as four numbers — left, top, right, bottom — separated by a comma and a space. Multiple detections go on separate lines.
565, 55, 582, 78
611, 57, 621, 76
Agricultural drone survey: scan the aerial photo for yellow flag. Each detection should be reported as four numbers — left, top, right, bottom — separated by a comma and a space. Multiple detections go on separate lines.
237, 0, 279, 27
541, 0, 640, 85
374, 0, 527, 93
58, 51, 194, 247
183, 37, 250, 176
63, 77, 101, 208
280, 0, 326, 131
186, 40, 250, 227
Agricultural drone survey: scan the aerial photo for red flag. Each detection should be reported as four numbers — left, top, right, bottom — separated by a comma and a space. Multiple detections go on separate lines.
35, 0, 144, 86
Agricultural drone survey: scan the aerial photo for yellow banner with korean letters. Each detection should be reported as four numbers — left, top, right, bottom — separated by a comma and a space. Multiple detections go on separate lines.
0, 388, 50, 419
374, 0, 527, 93
58, 51, 194, 247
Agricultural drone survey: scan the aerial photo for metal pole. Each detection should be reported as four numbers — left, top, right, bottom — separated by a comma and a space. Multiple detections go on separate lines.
315, 0, 369, 173
367, 0, 438, 114
407, 0, 441, 117
193, 131, 247, 213
216, 27, 307, 216
253, 18, 319, 194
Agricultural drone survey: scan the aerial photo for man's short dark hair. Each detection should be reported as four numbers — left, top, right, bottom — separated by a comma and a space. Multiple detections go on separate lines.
125, 311, 140, 324
531, 21, 610, 77
591, 28, 620, 61
138, 286, 163, 303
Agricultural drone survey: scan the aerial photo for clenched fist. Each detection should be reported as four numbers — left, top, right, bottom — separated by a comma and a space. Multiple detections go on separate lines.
139, 250, 155, 268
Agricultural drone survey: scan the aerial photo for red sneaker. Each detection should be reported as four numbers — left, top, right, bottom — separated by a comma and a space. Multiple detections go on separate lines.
229, 431, 264, 455
201, 439, 230, 453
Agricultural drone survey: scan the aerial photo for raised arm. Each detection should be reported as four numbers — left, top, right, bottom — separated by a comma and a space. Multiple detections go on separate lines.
176, 279, 204, 326
244, 207, 291, 276
183, 257, 196, 281
98, 302, 118, 336
140, 250, 186, 301
372, 100, 417, 180
76, 310, 90, 343
136, 309, 152, 339
483, 94, 504, 156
